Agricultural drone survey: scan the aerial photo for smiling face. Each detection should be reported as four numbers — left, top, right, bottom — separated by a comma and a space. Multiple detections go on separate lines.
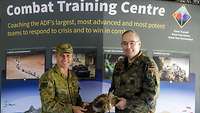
56, 52, 73, 69
121, 31, 141, 59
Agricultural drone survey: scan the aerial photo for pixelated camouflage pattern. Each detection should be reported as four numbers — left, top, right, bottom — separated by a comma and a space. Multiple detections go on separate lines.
39, 65, 82, 113
56, 43, 73, 54
109, 51, 160, 113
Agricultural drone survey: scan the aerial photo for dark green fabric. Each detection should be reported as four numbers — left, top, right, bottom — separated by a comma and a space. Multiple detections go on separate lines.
109, 51, 160, 113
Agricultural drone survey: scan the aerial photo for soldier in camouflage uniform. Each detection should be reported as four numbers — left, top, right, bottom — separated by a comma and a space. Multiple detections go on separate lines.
109, 30, 160, 113
39, 43, 87, 113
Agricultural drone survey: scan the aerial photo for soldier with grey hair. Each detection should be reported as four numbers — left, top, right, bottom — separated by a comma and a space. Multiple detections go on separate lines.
109, 30, 160, 113
39, 43, 87, 113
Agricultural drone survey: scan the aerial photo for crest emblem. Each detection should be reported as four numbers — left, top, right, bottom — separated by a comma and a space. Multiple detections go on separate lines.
172, 5, 191, 28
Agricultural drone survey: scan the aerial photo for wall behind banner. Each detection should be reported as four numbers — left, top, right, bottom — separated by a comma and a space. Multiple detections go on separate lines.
0, 0, 200, 113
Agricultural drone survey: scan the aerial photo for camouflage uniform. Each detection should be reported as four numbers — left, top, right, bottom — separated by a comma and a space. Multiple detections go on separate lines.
109, 51, 160, 113
39, 65, 82, 113
39, 43, 83, 113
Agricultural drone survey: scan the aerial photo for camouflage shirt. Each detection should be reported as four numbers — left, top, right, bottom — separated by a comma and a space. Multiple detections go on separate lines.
109, 51, 160, 113
39, 65, 83, 113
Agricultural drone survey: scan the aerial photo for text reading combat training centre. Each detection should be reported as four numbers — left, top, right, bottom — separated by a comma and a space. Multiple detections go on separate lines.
7, 0, 165, 16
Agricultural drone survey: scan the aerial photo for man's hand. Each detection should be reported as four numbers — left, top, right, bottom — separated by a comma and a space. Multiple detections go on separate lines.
82, 102, 89, 108
72, 106, 87, 113
115, 97, 127, 110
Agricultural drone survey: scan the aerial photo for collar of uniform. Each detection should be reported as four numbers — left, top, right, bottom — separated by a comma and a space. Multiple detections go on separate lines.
128, 51, 142, 64
53, 64, 71, 79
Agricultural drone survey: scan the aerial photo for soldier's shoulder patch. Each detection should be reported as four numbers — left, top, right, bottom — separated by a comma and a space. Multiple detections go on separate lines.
142, 57, 159, 77
147, 60, 158, 71
39, 81, 49, 89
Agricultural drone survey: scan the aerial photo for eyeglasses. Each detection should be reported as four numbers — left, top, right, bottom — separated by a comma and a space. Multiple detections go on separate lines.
121, 41, 139, 47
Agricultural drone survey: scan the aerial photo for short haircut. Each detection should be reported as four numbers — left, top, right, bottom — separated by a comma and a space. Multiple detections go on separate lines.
122, 30, 140, 41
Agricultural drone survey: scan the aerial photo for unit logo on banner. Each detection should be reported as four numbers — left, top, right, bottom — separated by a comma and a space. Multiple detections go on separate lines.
172, 5, 191, 28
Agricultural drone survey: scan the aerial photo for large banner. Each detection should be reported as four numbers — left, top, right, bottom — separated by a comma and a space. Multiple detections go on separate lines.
1, 0, 197, 43
1, 0, 199, 113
